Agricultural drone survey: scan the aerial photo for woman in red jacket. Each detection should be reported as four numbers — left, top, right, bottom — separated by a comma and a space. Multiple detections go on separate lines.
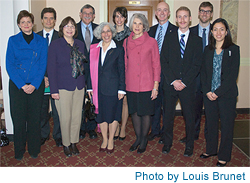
123, 13, 161, 154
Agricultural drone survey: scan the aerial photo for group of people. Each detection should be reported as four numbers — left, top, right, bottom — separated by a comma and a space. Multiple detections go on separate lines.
6, 1, 240, 167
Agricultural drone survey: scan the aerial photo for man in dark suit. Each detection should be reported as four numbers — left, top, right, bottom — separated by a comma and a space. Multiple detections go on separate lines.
179, 1, 213, 143
161, 6, 202, 157
76, 4, 100, 139
37, 7, 62, 147
147, 1, 178, 144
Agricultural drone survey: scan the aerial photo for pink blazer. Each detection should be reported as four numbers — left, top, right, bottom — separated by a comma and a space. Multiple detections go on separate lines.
123, 32, 161, 92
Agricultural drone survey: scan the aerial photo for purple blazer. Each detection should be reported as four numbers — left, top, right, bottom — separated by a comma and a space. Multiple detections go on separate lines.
47, 37, 86, 94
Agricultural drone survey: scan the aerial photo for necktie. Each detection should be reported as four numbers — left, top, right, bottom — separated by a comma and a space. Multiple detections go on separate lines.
46, 33, 50, 45
180, 34, 185, 59
85, 26, 91, 52
202, 28, 206, 50
156, 25, 163, 53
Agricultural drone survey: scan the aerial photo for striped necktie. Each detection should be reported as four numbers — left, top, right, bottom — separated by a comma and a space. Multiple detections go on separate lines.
156, 25, 163, 53
180, 34, 185, 58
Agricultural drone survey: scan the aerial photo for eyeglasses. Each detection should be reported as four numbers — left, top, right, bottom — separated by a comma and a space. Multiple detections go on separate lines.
82, 12, 93, 16
199, 9, 212, 14
64, 25, 75, 29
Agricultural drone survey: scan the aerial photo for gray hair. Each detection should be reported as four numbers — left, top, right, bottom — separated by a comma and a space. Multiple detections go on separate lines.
80, 4, 95, 14
93, 22, 117, 40
128, 13, 150, 32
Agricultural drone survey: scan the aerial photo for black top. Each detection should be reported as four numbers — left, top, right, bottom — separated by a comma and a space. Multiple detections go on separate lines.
113, 25, 131, 46
22, 31, 34, 44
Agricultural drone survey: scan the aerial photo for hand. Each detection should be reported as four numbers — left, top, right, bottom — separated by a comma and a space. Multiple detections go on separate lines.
51, 93, 60, 100
151, 89, 158, 100
88, 91, 93, 99
44, 77, 49, 88
22, 84, 35, 94
118, 93, 124, 100
206, 92, 217, 101
173, 80, 185, 91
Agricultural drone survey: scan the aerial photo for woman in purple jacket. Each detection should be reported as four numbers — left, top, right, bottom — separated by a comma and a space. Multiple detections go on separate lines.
47, 17, 87, 157
123, 13, 161, 154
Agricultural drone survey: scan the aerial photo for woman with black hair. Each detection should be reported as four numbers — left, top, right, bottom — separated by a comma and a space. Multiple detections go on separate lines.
200, 18, 240, 166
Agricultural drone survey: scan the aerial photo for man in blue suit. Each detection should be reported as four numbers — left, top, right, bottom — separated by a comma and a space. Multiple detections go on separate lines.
37, 7, 62, 147
179, 2, 213, 143
76, 4, 100, 140
148, 2, 178, 144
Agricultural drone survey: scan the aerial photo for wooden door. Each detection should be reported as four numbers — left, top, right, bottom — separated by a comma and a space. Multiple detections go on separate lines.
108, 0, 162, 27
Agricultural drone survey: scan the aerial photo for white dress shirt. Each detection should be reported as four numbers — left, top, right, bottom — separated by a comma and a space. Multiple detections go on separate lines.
43, 29, 54, 45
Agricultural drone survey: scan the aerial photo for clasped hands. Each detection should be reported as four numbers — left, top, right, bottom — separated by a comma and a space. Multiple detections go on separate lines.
206, 92, 218, 101
173, 80, 186, 91
22, 84, 35, 94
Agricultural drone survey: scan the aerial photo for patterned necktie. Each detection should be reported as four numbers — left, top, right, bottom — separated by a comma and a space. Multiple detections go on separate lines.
202, 28, 206, 51
156, 25, 163, 53
180, 34, 185, 59
85, 26, 91, 52
46, 33, 50, 45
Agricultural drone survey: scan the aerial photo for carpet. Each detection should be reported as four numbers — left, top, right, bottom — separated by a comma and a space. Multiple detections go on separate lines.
0, 114, 249, 167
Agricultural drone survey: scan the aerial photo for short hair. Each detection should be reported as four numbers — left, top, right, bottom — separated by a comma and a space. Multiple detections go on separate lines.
113, 7, 128, 24
80, 4, 95, 14
58, 16, 78, 38
17, 10, 34, 25
41, 7, 57, 20
209, 18, 233, 50
93, 22, 117, 40
128, 13, 150, 32
176, 6, 191, 17
199, 1, 213, 12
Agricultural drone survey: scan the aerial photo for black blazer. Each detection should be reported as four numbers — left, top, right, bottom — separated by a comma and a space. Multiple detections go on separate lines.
148, 22, 178, 53
190, 24, 211, 44
76, 21, 100, 58
201, 44, 240, 98
37, 29, 59, 42
37, 29, 59, 76
161, 31, 203, 90
87, 45, 125, 96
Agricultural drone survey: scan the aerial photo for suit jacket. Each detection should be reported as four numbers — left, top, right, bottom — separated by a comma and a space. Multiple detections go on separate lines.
161, 31, 203, 92
87, 43, 125, 96
201, 44, 240, 98
190, 24, 211, 44
148, 22, 178, 52
76, 21, 100, 58
37, 29, 59, 42
37, 29, 59, 76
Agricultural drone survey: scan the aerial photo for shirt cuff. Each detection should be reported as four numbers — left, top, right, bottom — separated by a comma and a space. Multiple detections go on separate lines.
118, 90, 126, 94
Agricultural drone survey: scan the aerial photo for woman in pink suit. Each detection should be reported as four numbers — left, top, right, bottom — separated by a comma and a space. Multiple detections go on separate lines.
123, 13, 161, 154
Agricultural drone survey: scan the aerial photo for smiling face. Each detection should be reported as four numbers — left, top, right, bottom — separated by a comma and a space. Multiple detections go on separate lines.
101, 25, 112, 44
198, 6, 213, 24
132, 18, 144, 38
176, 10, 191, 32
155, 2, 170, 25
115, 12, 126, 26
18, 17, 33, 35
211, 22, 228, 43
63, 21, 76, 39
42, 12, 56, 31
80, 8, 95, 25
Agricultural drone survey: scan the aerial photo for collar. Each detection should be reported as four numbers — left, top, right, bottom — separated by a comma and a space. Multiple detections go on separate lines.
158, 21, 169, 31
81, 21, 92, 29
198, 24, 210, 33
178, 29, 190, 38
97, 39, 116, 49
43, 29, 54, 37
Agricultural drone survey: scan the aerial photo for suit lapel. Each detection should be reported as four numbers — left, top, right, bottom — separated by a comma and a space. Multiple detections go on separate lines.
102, 48, 115, 67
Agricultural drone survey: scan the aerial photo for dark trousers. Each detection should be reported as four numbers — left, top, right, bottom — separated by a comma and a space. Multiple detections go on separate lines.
9, 80, 44, 159
80, 91, 96, 131
40, 95, 61, 140
163, 85, 195, 148
151, 81, 164, 135
203, 96, 236, 162
194, 74, 207, 139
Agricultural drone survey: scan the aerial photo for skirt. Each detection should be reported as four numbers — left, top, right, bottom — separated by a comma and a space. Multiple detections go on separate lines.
126, 91, 155, 116
95, 92, 123, 124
